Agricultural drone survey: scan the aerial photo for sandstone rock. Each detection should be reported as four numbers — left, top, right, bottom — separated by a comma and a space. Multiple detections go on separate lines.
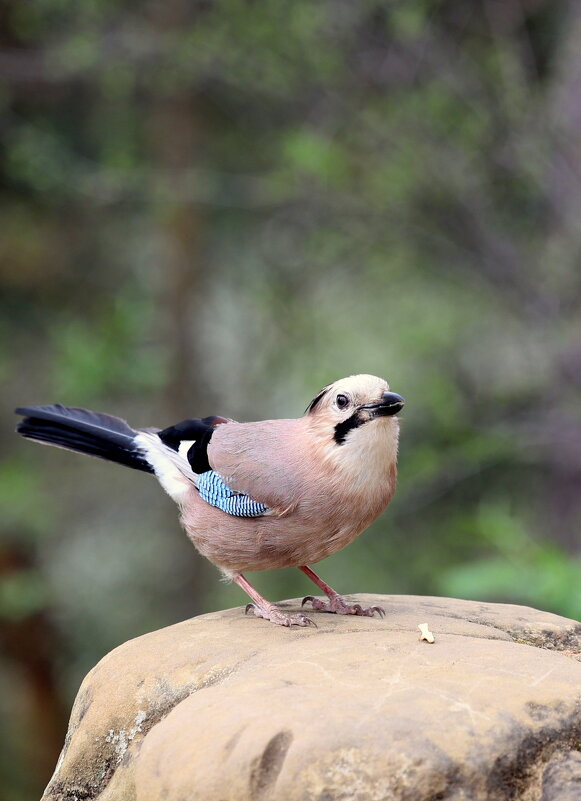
541, 751, 581, 801
43, 595, 581, 801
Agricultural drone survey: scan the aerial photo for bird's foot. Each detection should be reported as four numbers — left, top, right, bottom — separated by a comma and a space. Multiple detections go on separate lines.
245, 602, 316, 627
302, 593, 385, 618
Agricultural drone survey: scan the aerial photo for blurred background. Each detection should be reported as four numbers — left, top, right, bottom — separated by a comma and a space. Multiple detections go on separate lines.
1, 0, 580, 797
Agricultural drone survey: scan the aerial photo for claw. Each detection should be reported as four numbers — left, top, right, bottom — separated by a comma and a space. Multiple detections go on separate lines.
245, 603, 255, 615
302, 595, 315, 608
371, 605, 386, 618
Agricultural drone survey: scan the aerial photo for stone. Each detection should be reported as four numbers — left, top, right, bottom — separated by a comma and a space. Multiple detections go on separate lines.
43, 595, 581, 801
541, 752, 581, 801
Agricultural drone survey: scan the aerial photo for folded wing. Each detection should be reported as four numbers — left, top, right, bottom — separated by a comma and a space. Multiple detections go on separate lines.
207, 418, 308, 516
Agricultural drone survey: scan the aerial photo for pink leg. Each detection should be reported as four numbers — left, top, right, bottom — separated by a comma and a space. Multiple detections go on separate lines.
299, 565, 385, 618
233, 573, 315, 627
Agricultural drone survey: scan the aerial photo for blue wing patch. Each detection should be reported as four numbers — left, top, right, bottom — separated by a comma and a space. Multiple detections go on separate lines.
197, 470, 268, 518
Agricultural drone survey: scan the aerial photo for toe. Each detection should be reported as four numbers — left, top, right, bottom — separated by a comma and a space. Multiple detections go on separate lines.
302, 596, 328, 612
295, 614, 317, 627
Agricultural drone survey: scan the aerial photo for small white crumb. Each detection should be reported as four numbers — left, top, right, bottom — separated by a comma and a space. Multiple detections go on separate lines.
418, 622, 435, 643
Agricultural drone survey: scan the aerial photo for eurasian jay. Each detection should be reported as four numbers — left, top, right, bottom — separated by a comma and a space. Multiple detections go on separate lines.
15, 374, 404, 627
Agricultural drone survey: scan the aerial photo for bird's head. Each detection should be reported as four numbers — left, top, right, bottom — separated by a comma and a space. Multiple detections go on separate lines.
303, 375, 404, 504
304, 372, 403, 468
306, 374, 404, 438
304, 373, 403, 491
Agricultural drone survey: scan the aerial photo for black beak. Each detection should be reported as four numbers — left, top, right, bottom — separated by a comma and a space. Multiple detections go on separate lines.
362, 391, 405, 417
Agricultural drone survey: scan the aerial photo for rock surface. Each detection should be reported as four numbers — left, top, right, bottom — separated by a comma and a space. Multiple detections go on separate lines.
43, 595, 581, 801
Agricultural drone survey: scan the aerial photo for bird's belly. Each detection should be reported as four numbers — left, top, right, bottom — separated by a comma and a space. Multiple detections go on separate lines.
179, 485, 392, 573
183, 514, 361, 572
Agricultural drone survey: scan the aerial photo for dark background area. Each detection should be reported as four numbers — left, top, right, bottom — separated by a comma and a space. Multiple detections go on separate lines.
1, 1, 580, 798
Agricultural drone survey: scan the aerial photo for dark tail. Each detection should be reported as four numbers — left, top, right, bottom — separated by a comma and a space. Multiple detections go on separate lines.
15, 404, 154, 473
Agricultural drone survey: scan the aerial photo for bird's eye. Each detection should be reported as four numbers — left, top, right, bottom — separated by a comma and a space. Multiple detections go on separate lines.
336, 394, 349, 409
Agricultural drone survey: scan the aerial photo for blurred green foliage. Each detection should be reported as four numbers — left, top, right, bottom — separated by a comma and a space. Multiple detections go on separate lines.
1, 0, 581, 798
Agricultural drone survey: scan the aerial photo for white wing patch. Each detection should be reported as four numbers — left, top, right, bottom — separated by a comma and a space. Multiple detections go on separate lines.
134, 432, 197, 502
178, 439, 196, 461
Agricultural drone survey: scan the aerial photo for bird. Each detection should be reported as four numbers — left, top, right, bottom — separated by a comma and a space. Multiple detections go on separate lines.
15, 374, 404, 627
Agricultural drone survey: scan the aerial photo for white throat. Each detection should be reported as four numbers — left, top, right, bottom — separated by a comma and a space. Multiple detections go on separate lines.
326, 417, 399, 495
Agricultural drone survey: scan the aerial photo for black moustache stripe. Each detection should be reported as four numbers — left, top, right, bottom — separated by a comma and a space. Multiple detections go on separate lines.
334, 412, 365, 445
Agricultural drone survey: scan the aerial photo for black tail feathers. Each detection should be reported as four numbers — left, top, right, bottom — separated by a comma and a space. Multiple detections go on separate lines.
15, 404, 154, 473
